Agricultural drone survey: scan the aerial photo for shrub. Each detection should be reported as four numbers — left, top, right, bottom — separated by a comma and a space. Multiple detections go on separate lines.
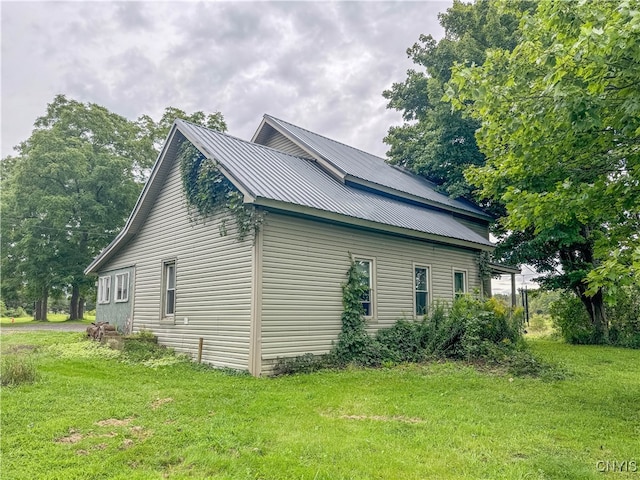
550, 292, 594, 344
374, 319, 426, 363
1, 355, 38, 386
606, 285, 640, 349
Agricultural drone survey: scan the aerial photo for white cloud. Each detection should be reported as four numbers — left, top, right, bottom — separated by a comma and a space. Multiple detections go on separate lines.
2, 1, 449, 157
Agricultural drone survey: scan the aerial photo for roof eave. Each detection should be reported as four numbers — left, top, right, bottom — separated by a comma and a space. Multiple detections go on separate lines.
252, 197, 494, 252
343, 174, 493, 222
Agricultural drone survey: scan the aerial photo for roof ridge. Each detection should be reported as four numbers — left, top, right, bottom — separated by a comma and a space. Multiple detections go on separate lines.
263, 115, 477, 206
264, 114, 387, 162
176, 118, 315, 162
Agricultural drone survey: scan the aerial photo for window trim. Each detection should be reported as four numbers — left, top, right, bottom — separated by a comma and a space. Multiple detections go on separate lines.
352, 255, 376, 320
98, 276, 111, 304
413, 263, 431, 317
161, 260, 176, 320
114, 272, 130, 303
453, 269, 468, 297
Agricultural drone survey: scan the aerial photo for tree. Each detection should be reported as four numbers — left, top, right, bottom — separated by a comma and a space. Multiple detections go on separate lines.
448, 0, 640, 343
383, 0, 532, 213
1, 96, 227, 320
136, 107, 226, 152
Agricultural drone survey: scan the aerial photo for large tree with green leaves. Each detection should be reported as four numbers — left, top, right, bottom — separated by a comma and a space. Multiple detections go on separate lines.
1, 95, 226, 320
448, 0, 640, 343
383, 0, 532, 213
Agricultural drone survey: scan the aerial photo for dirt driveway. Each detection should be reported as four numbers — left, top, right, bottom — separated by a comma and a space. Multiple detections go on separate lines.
0, 323, 87, 334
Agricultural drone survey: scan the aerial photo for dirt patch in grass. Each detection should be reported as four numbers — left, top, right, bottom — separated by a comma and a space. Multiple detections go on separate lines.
95, 417, 134, 427
121, 438, 135, 449
151, 397, 173, 410
56, 431, 84, 444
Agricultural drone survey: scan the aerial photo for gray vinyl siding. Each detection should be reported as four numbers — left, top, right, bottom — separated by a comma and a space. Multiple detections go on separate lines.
455, 215, 490, 240
260, 129, 311, 158
260, 212, 482, 372
96, 266, 134, 331
97, 157, 253, 371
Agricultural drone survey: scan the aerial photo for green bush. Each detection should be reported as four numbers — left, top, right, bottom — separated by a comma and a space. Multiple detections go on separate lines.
122, 330, 170, 362
1, 355, 39, 386
606, 285, 640, 348
550, 292, 594, 344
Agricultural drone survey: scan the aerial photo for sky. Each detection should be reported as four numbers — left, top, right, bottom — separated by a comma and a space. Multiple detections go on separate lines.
1, 0, 453, 159
1, 0, 538, 293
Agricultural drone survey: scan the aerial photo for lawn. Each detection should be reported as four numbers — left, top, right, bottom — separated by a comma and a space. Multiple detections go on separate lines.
1, 332, 638, 479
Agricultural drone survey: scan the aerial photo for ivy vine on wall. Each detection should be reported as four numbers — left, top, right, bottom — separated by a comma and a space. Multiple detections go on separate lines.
178, 140, 262, 241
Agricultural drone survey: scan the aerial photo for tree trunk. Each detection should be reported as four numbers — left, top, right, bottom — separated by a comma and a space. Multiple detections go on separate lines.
69, 284, 80, 320
577, 287, 608, 344
78, 297, 85, 319
34, 287, 48, 321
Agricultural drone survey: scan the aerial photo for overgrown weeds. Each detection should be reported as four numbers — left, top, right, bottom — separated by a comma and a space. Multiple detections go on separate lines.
276, 259, 564, 377
1, 354, 39, 386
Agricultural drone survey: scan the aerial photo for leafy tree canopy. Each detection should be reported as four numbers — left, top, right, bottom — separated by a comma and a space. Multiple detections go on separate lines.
448, 0, 640, 340
1, 95, 226, 319
383, 0, 532, 212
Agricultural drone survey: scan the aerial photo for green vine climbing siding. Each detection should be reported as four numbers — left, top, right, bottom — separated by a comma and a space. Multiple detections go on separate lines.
178, 140, 262, 241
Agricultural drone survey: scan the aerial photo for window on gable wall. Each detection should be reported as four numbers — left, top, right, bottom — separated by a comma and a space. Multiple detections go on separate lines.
98, 276, 111, 304
414, 266, 429, 316
115, 272, 129, 302
354, 259, 373, 317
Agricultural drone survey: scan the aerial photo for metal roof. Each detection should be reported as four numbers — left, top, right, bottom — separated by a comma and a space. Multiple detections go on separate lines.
178, 120, 492, 248
86, 119, 493, 274
258, 115, 490, 219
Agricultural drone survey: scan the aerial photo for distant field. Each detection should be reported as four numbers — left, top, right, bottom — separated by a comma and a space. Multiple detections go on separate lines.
1, 333, 638, 479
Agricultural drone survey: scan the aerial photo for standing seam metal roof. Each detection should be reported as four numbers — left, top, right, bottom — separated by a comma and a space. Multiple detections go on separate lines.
260, 115, 489, 218
177, 120, 492, 248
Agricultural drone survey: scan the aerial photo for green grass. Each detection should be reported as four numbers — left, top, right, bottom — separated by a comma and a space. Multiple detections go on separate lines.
1, 333, 639, 479
0, 313, 95, 326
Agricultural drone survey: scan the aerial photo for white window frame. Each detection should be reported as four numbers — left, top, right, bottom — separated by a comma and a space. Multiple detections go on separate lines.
115, 272, 129, 303
453, 269, 468, 297
353, 256, 376, 319
413, 264, 430, 317
98, 276, 111, 304
162, 260, 176, 319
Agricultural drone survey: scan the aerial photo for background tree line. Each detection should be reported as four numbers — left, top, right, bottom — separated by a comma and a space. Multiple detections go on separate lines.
385, 0, 639, 346
1, 95, 226, 321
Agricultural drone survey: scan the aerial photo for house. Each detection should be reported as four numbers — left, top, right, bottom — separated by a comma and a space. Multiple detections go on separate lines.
85, 115, 511, 376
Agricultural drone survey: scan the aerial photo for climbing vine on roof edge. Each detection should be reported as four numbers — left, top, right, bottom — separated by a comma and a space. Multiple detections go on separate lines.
178, 140, 262, 241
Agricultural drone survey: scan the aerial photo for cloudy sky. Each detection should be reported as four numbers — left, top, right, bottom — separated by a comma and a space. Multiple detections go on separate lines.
1, 0, 454, 159
1, 0, 539, 293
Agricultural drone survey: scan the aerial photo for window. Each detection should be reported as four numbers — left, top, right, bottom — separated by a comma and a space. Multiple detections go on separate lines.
98, 276, 111, 304
163, 261, 176, 317
414, 266, 429, 316
354, 259, 373, 317
454, 270, 467, 297
115, 272, 129, 302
